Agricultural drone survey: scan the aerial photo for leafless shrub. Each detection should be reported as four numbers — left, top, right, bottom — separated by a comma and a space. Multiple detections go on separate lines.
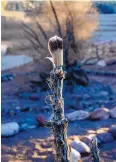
23, 0, 98, 68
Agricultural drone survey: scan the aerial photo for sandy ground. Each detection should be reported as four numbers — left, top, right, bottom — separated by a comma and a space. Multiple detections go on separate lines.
2, 121, 116, 162
1, 62, 116, 162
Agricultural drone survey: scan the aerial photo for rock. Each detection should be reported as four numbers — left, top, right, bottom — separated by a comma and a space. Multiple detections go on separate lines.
19, 123, 28, 131
109, 125, 116, 138
107, 59, 116, 66
72, 69, 89, 86
15, 106, 20, 113
18, 119, 38, 131
1, 44, 8, 55
97, 60, 106, 67
29, 94, 40, 100
1, 73, 15, 82
71, 148, 81, 162
1, 122, 19, 137
71, 140, 90, 155
81, 134, 101, 145
97, 132, 114, 143
90, 108, 110, 120
66, 110, 90, 121
100, 91, 109, 97
36, 115, 45, 126
110, 107, 116, 118
20, 106, 31, 112
19, 123, 37, 131
28, 125, 36, 129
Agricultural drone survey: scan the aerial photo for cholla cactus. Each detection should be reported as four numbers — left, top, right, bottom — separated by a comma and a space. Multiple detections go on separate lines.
90, 137, 100, 162
45, 36, 70, 162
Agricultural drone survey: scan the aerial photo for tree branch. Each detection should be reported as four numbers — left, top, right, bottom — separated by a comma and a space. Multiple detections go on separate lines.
36, 21, 49, 41
22, 23, 44, 49
49, 0, 62, 37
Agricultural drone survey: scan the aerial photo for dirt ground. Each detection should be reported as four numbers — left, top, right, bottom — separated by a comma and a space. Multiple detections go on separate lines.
1, 63, 116, 162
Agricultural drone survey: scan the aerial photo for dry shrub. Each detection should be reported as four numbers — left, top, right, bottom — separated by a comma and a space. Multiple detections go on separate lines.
23, 0, 98, 67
